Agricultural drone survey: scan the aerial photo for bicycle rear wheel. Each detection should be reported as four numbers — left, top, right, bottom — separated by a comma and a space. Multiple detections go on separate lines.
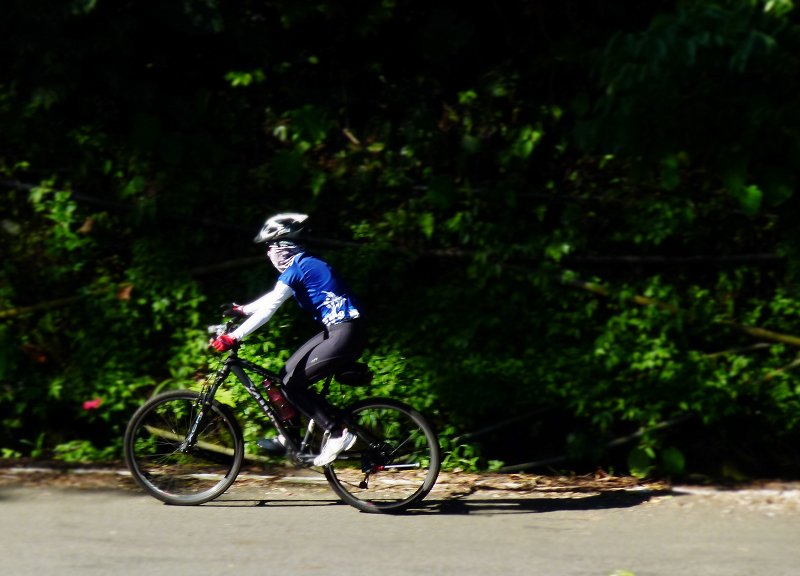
324, 398, 440, 513
124, 389, 244, 505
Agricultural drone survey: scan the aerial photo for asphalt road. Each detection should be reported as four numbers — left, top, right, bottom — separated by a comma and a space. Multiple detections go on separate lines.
1, 472, 799, 576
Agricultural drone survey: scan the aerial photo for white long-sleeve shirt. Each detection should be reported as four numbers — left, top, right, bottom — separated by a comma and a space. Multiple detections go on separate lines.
230, 282, 293, 341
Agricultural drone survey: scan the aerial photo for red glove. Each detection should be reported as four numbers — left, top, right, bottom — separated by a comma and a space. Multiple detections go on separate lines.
211, 334, 238, 351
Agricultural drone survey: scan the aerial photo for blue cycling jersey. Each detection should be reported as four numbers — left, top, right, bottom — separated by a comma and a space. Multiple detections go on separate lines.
278, 252, 361, 326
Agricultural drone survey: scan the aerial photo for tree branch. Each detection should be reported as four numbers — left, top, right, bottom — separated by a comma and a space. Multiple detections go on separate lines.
0, 296, 84, 319
565, 277, 800, 349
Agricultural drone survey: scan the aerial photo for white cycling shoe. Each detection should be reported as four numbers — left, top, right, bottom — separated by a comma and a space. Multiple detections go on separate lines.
313, 428, 356, 466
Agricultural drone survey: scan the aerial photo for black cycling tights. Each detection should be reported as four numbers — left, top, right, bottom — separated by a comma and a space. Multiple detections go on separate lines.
280, 320, 366, 431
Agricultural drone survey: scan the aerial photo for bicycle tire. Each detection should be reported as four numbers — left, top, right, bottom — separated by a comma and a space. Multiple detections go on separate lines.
323, 398, 440, 513
124, 389, 244, 505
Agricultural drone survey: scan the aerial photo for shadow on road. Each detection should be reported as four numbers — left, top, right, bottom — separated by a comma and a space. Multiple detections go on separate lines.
205, 497, 344, 508
408, 489, 676, 515
201, 489, 676, 515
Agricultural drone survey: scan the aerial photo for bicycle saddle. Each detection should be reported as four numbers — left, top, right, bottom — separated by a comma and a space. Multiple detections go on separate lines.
334, 362, 374, 386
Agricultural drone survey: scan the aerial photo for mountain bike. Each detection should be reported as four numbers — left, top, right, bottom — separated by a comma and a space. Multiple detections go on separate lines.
123, 320, 441, 513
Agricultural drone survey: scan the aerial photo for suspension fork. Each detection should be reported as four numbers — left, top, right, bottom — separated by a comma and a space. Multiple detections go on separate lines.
180, 360, 233, 451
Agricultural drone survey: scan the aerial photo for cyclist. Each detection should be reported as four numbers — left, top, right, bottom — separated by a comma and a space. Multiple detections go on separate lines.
210, 213, 366, 466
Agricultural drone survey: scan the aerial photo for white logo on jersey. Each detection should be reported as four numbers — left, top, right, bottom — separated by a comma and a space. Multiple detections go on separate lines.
322, 291, 348, 324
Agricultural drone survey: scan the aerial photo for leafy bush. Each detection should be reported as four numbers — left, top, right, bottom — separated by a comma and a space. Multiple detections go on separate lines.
4, 0, 800, 480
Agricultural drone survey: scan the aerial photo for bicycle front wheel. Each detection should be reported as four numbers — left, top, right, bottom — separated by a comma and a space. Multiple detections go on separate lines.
123, 389, 244, 505
324, 398, 440, 513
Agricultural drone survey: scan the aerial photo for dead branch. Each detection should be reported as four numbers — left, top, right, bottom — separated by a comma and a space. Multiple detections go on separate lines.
0, 295, 84, 320
498, 415, 693, 473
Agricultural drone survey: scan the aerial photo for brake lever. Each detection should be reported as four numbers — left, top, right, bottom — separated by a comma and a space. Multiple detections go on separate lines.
207, 318, 242, 338
207, 324, 227, 337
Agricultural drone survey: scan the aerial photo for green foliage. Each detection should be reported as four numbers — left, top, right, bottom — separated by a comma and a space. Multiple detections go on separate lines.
3, 0, 800, 479
583, 0, 800, 212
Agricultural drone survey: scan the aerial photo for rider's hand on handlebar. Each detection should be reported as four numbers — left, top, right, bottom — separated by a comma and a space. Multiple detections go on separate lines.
210, 334, 238, 352
220, 303, 246, 318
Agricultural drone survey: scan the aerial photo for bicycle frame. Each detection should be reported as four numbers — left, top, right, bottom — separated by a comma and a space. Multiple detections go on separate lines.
188, 347, 321, 464
193, 319, 392, 469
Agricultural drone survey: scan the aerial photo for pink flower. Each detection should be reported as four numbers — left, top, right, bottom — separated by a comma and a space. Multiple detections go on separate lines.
82, 397, 103, 410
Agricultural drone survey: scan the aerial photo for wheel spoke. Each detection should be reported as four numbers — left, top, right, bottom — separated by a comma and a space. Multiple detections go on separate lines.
124, 391, 243, 505
324, 399, 440, 513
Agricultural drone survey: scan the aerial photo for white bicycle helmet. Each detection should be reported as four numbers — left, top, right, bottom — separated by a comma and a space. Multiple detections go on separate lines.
253, 213, 309, 244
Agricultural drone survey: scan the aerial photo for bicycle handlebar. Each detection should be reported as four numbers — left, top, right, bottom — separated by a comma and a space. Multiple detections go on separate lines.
207, 318, 242, 338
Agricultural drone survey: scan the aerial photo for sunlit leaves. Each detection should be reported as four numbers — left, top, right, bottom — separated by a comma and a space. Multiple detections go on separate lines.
418, 212, 434, 239
224, 70, 266, 87
511, 125, 543, 159
763, 0, 794, 15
